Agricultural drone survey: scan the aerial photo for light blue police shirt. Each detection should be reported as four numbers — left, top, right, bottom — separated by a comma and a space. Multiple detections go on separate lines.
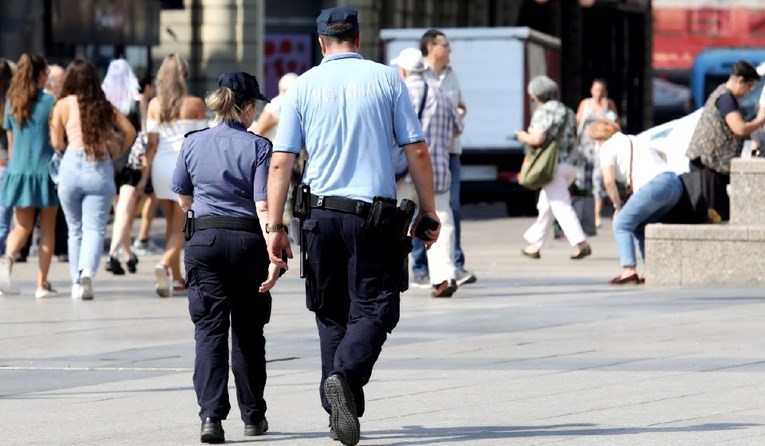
172, 121, 272, 219
273, 52, 425, 202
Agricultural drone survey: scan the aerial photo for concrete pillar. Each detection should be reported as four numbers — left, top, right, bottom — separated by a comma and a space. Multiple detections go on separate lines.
153, 0, 265, 98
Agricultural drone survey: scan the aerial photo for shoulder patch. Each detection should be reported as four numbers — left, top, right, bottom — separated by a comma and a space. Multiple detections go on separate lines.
184, 127, 209, 138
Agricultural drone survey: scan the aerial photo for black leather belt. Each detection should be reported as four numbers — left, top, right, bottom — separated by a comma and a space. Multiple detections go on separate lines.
309, 194, 372, 217
195, 216, 261, 234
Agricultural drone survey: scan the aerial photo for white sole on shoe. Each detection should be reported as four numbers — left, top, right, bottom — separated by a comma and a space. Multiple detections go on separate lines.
409, 282, 431, 289
456, 272, 477, 287
35, 289, 58, 299
154, 266, 171, 298
0, 257, 12, 294
80, 276, 94, 300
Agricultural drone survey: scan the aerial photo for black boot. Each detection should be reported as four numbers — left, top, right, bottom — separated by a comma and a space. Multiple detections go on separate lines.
201, 417, 224, 444
244, 417, 268, 436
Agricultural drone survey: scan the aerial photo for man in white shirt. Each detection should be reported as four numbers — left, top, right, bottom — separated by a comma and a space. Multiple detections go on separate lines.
410, 29, 476, 288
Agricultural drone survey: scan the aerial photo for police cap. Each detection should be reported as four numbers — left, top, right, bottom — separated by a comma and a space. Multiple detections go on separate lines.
218, 72, 270, 103
316, 7, 359, 36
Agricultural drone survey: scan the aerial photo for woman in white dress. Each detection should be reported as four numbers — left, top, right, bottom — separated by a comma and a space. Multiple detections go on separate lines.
141, 54, 206, 297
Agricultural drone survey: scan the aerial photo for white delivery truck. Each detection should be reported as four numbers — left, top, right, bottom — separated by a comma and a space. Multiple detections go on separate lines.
379, 27, 561, 215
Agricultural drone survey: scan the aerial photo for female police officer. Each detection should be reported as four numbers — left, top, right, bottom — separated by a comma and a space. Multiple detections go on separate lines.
171, 72, 280, 444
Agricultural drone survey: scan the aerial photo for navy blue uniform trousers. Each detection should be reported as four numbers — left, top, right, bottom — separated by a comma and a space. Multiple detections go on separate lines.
185, 228, 272, 424
302, 208, 403, 417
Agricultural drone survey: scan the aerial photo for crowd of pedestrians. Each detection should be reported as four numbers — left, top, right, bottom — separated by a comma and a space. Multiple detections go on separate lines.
0, 53, 191, 299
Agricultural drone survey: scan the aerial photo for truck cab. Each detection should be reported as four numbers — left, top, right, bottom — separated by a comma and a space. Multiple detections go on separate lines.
380, 27, 561, 215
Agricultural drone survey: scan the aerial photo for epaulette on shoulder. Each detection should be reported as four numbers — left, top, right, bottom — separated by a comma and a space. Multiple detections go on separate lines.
247, 130, 273, 149
184, 127, 209, 138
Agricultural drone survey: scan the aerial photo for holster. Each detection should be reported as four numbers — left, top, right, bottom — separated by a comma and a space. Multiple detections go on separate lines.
366, 198, 416, 242
293, 184, 311, 278
183, 210, 195, 241
396, 200, 416, 292
293, 184, 311, 220
363, 197, 398, 235
399, 235, 413, 292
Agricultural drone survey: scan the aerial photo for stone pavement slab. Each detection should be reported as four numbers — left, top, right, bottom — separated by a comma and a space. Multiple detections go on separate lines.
1, 205, 764, 445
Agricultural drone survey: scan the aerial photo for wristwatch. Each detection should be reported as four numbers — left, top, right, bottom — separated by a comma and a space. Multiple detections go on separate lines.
265, 223, 286, 233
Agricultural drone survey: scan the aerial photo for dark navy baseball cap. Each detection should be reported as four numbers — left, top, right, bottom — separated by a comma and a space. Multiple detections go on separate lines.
316, 7, 359, 36
218, 72, 270, 103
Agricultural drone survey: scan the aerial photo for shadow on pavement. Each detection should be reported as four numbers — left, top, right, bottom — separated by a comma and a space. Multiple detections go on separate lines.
361, 422, 761, 445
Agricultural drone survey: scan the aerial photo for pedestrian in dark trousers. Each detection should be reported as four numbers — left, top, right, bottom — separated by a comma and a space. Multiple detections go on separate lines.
266, 7, 440, 446
171, 72, 280, 444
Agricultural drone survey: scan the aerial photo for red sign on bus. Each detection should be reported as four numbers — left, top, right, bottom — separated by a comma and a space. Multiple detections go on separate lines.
654, 1, 765, 72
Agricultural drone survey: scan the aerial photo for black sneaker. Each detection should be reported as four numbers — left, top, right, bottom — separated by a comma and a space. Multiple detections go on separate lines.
324, 374, 360, 446
106, 256, 125, 275
126, 254, 138, 274
244, 417, 268, 436
200, 417, 224, 444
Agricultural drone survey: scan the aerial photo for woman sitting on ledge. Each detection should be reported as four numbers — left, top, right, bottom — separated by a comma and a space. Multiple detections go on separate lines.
589, 119, 682, 285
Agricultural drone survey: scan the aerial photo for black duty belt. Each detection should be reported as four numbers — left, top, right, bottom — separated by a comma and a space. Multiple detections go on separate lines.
195, 216, 261, 234
309, 194, 372, 217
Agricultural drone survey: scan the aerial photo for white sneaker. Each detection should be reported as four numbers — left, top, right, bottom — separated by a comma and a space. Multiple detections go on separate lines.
0, 256, 12, 294
71, 284, 82, 299
410, 274, 430, 289
80, 270, 94, 300
35, 283, 58, 299
154, 264, 172, 298
133, 239, 161, 255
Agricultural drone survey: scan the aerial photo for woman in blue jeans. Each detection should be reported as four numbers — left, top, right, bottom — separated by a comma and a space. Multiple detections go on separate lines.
49, 60, 136, 299
589, 119, 682, 285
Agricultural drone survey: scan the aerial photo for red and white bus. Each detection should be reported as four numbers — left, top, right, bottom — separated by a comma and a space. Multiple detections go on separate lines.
654, 0, 765, 80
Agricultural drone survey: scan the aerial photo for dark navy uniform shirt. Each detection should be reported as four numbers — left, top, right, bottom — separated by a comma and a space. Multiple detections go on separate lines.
171, 121, 272, 218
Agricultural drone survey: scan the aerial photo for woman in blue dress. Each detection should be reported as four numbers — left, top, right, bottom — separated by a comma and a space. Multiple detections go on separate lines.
0, 54, 59, 298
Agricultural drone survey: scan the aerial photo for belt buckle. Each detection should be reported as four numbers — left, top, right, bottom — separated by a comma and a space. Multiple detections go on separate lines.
355, 201, 365, 215
317, 196, 324, 207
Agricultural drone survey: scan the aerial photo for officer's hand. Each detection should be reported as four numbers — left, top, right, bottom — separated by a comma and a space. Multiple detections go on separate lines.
267, 231, 292, 268
411, 211, 441, 249
259, 263, 281, 293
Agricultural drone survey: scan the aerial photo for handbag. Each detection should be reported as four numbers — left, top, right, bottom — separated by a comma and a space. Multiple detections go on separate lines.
108, 126, 129, 174
126, 131, 147, 172
518, 122, 565, 190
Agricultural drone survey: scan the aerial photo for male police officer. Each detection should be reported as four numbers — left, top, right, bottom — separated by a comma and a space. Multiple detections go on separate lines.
265, 7, 439, 446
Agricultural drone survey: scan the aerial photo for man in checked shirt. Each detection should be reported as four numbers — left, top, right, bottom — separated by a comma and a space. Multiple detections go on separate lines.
391, 48, 464, 298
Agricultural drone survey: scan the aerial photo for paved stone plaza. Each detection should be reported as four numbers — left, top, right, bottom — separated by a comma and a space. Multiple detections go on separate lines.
1, 205, 764, 445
